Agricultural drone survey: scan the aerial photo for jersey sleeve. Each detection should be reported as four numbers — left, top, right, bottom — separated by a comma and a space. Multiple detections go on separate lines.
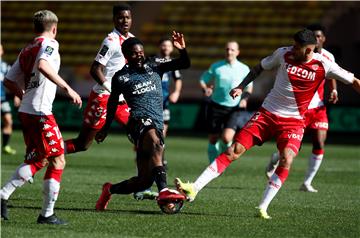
261, 47, 286, 70
5, 58, 24, 83
94, 37, 117, 66
326, 61, 354, 85
38, 39, 59, 62
200, 64, 214, 84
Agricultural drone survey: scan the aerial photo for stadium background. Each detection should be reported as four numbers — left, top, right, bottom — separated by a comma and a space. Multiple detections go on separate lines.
1, 1, 360, 136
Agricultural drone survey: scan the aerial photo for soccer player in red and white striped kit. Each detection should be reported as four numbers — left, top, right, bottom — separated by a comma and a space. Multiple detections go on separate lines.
0, 10, 82, 224
266, 24, 339, 193
175, 29, 360, 219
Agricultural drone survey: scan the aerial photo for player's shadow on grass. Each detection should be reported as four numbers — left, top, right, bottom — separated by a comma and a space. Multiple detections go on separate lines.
9, 204, 161, 215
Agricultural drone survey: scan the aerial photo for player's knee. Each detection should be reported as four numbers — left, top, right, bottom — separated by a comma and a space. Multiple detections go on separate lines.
51, 155, 66, 169
225, 142, 245, 161
279, 154, 294, 169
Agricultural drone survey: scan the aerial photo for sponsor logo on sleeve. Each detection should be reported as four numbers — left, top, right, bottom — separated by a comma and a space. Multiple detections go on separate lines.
99, 45, 109, 56
44, 46, 54, 56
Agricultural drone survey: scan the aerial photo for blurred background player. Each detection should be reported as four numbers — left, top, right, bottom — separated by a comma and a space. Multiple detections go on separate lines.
0, 10, 82, 224
94, 32, 190, 211
1, 44, 17, 155
133, 37, 183, 200
200, 41, 252, 163
265, 24, 338, 193
64, 3, 134, 154
176, 29, 360, 219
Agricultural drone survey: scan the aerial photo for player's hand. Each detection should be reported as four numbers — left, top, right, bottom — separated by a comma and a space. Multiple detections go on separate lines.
329, 89, 338, 104
172, 31, 185, 49
239, 99, 247, 108
67, 88, 82, 109
169, 91, 180, 103
203, 86, 213, 97
230, 86, 243, 99
95, 129, 108, 144
14, 96, 21, 108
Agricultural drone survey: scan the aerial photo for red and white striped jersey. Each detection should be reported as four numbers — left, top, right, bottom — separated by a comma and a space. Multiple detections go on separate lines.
261, 46, 354, 119
308, 48, 335, 109
92, 28, 134, 95
6, 36, 60, 115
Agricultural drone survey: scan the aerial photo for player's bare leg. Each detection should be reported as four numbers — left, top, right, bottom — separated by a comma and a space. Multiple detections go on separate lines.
220, 128, 235, 154
301, 129, 326, 192
64, 126, 98, 154
258, 148, 295, 219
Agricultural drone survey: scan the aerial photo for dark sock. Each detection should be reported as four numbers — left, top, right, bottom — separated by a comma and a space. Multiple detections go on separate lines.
110, 180, 134, 194
2, 133, 10, 147
152, 166, 167, 192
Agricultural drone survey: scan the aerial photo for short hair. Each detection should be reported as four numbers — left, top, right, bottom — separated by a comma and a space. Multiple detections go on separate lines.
293, 29, 317, 46
33, 10, 58, 33
306, 23, 326, 34
122, 37, 144, 57
113, 3, 132, 17
158, 37, 171, 45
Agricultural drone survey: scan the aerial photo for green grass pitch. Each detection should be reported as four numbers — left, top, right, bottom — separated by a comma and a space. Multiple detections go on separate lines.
1, 130, 359, 237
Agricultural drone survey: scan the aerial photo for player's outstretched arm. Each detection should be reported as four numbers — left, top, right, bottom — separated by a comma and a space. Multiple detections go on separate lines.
38, 59, 82, 108
230, 63, 263, 99
158, 32, 190, 73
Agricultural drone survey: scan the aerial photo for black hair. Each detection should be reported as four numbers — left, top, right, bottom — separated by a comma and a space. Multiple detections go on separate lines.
306, 23, 326, 35
158, 36, 171, 45
113, 3, 131, 17
293, 29, 317, 46
122, 37, 144, 57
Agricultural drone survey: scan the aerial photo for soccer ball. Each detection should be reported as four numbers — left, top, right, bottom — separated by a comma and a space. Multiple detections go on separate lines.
158, 199, 184, 215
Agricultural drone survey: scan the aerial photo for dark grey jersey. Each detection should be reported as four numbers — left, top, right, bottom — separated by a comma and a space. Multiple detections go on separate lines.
108, 49, 190, 130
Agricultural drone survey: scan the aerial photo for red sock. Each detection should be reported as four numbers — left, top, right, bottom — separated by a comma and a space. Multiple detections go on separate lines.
44, 167, 63, 183
312, 149, 324, 155
274, 166, 289, 184
215, 153, 232, 174
65, 139, 76, 154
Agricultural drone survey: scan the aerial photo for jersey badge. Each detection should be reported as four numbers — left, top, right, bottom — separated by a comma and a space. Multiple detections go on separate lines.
44, 46, 54, 56
99, 45, 109, 56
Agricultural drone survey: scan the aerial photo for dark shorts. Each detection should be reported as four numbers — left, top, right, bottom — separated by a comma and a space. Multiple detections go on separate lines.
126, 117, 164, 148
225, 109, 254, 131
206, 101, 237, 134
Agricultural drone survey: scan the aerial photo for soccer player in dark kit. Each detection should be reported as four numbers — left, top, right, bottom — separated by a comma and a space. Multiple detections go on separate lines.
94, 31, 190, 211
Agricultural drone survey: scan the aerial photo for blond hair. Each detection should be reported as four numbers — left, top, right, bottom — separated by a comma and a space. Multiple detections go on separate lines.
33, 10, 58, 33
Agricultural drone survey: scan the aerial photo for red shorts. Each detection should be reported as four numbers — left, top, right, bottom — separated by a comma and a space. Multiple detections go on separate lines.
304, 106, 328, 130
19, 112, 64, 159
83, 91, 130, 130
234, 108, 305, 155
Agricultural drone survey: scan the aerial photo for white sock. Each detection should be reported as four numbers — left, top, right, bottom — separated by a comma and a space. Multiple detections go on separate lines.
194, 160, 222, 192
258, 173, 283, 211
1, 163, 33, 200
41, 178, 60, 217
303, 153, 323, 186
